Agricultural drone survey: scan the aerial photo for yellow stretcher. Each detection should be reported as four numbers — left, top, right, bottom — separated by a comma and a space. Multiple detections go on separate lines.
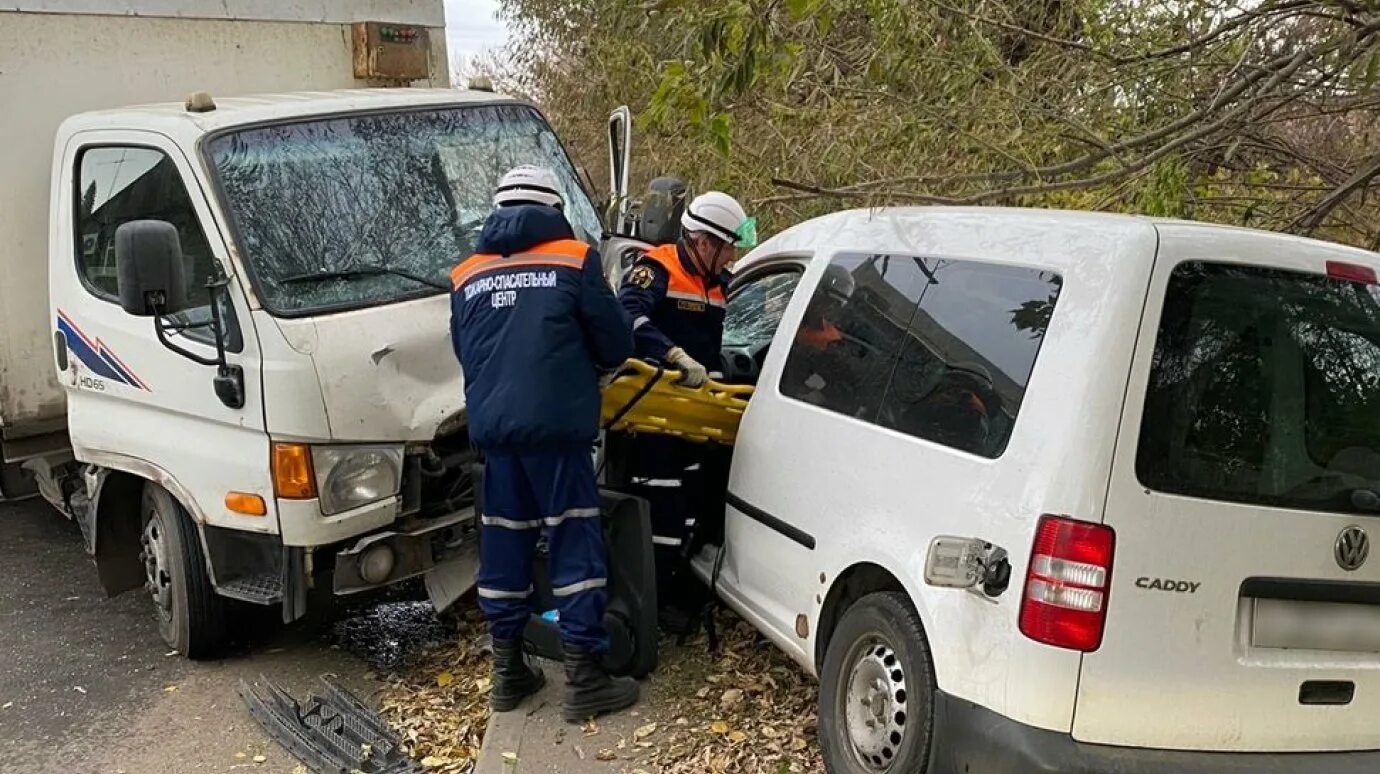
599, 359, 754, 445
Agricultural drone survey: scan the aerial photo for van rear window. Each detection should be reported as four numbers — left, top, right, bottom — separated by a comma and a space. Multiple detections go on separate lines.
1138, 261, 1380, 515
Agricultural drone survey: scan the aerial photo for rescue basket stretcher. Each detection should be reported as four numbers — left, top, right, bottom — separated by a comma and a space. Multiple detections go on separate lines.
599, 359, 754, 445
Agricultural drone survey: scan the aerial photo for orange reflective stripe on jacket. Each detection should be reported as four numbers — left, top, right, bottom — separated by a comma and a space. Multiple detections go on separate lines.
641, 243, 725, 308
451, 238, 589, 290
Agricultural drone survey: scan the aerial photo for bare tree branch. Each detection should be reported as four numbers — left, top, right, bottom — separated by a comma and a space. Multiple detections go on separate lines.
1293, 153, 1380, 232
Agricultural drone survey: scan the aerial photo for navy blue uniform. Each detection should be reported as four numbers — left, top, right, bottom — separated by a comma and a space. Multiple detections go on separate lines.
618, 242, 728, 369
451, 205, 633, 650
615, 243, 727, 623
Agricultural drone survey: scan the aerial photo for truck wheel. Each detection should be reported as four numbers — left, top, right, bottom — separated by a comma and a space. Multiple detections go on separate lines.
819, 591, 934, 774
140, 485, 225, 658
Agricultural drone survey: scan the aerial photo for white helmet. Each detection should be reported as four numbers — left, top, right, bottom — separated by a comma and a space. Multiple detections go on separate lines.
493, 164, 563, 209
681, 191, 748, 244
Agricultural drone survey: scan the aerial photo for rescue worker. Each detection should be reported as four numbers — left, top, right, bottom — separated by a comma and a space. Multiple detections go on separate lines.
616, 191, 754, 633
782, 263, 860, 410
450, 165, 639, 722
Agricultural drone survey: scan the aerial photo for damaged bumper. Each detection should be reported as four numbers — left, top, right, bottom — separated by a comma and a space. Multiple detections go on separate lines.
331, 509, 477, 595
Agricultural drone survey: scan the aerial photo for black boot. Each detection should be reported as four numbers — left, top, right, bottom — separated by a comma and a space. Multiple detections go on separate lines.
561, 644, 639, 723
491, 638, 546, 712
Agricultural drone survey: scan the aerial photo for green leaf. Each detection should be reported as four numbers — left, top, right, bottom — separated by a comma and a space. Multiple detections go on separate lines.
709, 113, 733, 157
1365, 47, 1380, 90
726, 20, 746, 55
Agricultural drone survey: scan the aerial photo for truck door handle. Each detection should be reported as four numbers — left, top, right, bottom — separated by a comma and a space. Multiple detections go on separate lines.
54, 331, 69, 372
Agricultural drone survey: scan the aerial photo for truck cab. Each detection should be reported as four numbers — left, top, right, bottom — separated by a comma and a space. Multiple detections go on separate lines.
46, 89, 603, 655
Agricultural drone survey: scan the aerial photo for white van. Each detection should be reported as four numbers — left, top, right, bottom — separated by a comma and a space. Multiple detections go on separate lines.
688, 207, 1380, 772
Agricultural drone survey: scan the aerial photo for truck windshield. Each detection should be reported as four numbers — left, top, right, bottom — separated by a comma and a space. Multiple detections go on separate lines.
206, 104, 601, 315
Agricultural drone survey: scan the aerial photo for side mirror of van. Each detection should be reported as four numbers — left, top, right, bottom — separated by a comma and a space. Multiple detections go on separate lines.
115, 220, 187, 317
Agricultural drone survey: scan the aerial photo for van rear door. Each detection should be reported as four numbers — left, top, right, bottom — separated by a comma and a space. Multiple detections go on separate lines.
1075, 224, 1380, 752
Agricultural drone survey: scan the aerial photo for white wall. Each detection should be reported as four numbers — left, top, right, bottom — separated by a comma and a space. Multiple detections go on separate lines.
2, 1, 445, 26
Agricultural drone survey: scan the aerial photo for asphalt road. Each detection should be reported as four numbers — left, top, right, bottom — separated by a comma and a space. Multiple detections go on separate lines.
0, 498, 377, 774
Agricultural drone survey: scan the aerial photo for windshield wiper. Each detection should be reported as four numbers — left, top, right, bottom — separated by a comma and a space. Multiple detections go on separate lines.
279, 265, 449, 291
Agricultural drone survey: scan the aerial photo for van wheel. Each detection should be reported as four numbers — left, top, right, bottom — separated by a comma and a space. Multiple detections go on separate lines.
140, 485, 224, 658
819, 592, 934, 773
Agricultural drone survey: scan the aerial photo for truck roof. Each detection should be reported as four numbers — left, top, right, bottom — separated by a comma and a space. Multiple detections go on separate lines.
57, 88, 519, 137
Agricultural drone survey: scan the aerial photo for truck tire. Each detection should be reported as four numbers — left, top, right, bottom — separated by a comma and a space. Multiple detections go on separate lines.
140, 485, 225, 658
819, 591, 935, 774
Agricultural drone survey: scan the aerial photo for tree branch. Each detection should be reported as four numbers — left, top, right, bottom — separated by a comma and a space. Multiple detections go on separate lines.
1292, 153, 1380, 233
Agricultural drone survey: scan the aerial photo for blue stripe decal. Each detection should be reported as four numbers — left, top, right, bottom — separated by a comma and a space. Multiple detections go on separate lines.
55, 314, 148, 391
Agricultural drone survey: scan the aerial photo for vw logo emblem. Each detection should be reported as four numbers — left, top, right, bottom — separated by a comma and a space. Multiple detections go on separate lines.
1335, 526, 1370, 572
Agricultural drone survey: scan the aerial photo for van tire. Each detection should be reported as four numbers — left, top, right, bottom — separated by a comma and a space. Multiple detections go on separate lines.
140, 485, 225, 659
819, 591, 934, 774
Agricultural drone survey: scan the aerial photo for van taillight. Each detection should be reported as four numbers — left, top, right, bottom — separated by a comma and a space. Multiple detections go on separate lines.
1326, 261, 1378, 285
1019, 515, 1115, 652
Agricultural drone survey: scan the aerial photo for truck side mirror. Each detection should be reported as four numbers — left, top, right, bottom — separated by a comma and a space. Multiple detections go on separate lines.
607, 106, 633, 235
115, 220, 187, 317
115, 219, 245, 410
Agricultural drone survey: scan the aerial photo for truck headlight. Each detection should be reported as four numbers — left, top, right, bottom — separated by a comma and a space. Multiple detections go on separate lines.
311, 445, 404, 516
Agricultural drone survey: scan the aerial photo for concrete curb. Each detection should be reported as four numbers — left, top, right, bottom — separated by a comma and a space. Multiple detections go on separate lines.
474, 658, 647, 774
473, 679, 545, 774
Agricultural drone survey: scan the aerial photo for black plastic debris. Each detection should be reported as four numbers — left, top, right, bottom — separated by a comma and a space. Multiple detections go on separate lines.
330, 601, 452, 672
238, 675, 422, 774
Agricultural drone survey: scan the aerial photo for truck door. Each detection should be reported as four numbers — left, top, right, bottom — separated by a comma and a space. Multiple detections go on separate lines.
51, 130, 271, 533
1074, 225, 1380, 752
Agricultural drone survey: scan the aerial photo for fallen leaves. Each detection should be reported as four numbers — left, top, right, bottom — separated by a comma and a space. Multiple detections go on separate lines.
379, 605, 821, 773
376, 608, 490, 774
592, 610, 824, 774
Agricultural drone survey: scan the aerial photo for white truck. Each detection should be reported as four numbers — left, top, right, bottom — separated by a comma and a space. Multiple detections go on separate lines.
0, 2, 611, 656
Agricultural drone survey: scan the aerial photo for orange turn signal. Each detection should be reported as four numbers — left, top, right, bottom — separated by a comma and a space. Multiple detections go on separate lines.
272, 443, 317, 499
225, 491, 267, 516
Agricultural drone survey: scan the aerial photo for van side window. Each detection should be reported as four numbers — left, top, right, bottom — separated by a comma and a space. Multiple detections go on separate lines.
876, 260, 1061, 457
1138, 261, 1380, 515
779, 253, 936, 420
75, 146, 218, 308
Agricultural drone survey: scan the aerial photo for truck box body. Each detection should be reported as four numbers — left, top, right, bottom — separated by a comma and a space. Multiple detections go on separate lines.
0, 1, 449, 448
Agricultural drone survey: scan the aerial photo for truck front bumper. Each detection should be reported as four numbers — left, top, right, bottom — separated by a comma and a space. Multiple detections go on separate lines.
930, 690, 1380, 774
278, 496, 399, 547
331, 509, 475, 595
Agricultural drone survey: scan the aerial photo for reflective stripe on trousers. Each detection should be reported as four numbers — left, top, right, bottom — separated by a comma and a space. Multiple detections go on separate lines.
632, 477, 682, 488
477, 450, 609, 650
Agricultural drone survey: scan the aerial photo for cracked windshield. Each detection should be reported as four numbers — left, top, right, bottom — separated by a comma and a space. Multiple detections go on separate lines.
207, 104, 600, 314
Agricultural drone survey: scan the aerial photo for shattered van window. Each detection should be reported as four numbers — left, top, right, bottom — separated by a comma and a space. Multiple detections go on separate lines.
207, 105, 600, 315
722, 271, 802, 349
